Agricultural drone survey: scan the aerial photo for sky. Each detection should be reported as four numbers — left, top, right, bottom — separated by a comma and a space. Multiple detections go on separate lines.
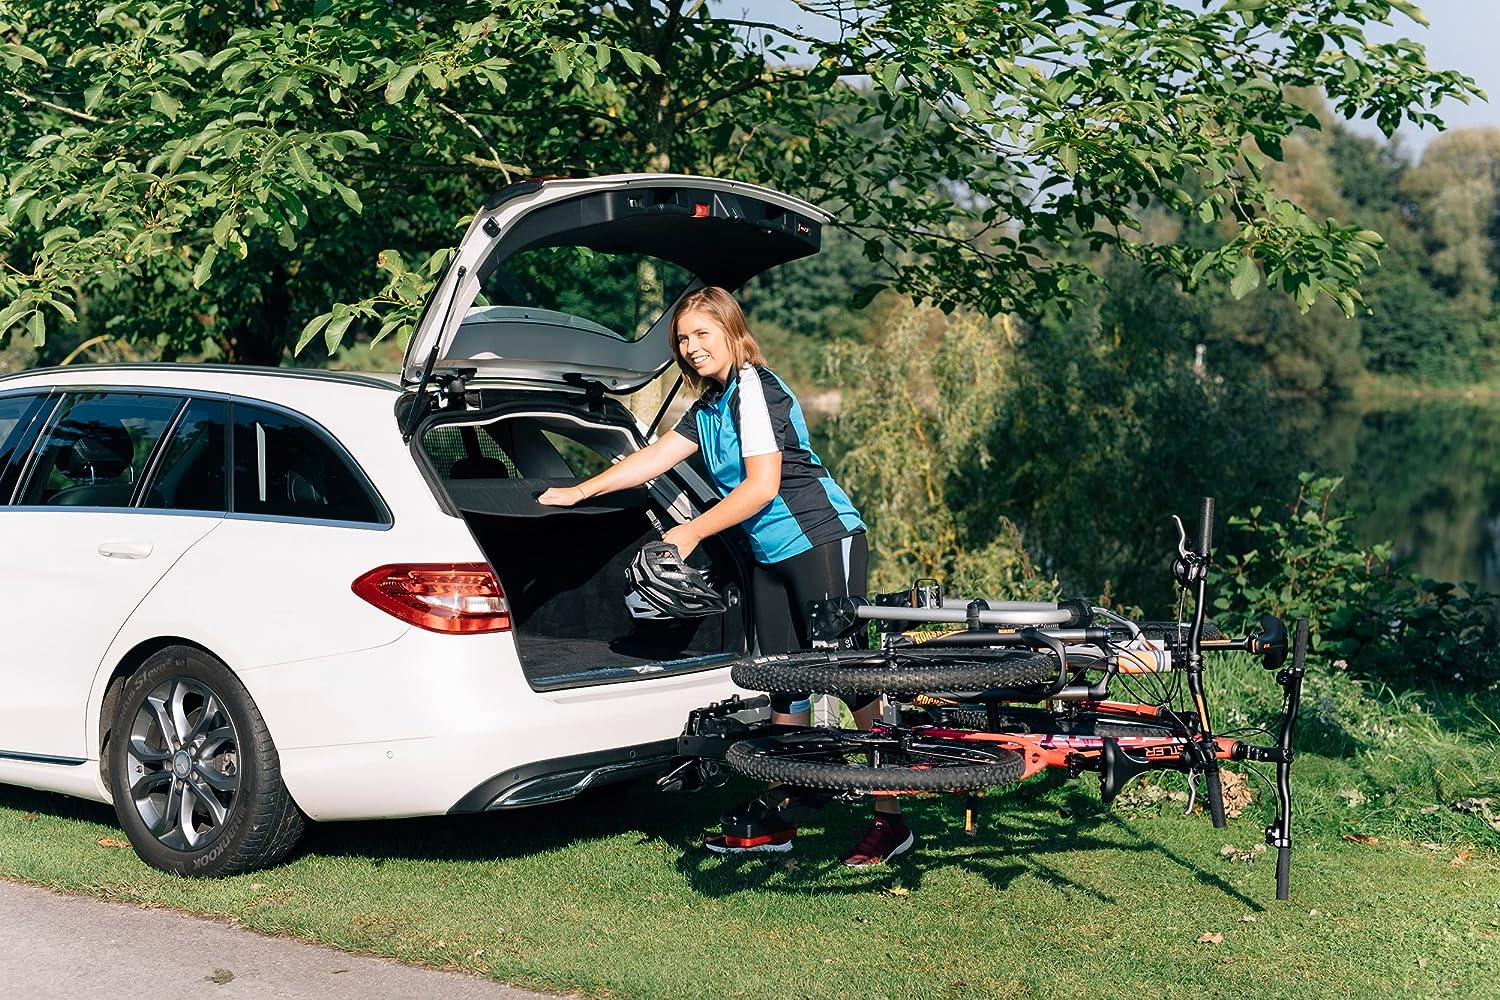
718, 0, 1496, 160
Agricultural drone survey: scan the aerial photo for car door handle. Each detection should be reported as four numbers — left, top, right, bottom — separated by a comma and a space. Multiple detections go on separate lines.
98, 541, 154, 560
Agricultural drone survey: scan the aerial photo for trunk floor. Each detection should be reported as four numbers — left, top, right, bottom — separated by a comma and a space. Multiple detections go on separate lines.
518, 635, 716, 683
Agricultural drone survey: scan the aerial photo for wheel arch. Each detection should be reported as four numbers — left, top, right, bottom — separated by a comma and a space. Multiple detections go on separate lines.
93, 636, 231, 797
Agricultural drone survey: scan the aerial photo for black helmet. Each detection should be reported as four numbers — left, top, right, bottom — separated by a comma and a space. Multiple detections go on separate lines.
624, 541, 726, 618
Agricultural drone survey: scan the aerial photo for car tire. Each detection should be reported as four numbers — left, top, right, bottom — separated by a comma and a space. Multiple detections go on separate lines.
107, 645, 304, 877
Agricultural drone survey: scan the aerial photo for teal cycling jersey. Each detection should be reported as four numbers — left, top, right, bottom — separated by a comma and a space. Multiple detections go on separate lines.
673, 364, 864, 564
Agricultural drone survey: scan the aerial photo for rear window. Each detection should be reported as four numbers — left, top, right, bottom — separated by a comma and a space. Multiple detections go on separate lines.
140, 398, 229, 513
480, 248, 694, 342
230, 403, 386, 524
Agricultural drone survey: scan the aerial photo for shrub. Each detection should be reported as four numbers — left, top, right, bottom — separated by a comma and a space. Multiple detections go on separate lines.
1215, 473, 1500, 689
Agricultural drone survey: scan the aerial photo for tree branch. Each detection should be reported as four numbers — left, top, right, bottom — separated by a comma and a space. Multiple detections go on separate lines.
5, 87, 100, 123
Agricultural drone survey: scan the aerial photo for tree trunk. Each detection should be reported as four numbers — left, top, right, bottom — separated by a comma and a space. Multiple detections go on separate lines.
221, 263, 290, 366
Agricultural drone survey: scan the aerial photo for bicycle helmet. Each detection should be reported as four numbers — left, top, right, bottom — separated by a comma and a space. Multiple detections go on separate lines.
625, 541, 727, 618
624, 585, 672, 621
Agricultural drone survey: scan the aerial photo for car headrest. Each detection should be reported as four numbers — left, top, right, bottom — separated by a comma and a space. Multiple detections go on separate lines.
56, 420, 134, 482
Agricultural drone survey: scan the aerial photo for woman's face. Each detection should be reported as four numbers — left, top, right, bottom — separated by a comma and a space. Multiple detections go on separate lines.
673, 309, 735, 385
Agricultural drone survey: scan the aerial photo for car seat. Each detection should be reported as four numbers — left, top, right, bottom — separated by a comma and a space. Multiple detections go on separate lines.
49, 419, 136, 506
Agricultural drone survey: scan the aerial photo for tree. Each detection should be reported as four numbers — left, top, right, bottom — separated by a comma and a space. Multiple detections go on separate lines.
0, 1, 1481, 362
1401, 127, 1500, 325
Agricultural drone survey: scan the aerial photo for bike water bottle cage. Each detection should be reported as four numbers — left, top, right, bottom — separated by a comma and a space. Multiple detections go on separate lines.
625, 541, 727, 618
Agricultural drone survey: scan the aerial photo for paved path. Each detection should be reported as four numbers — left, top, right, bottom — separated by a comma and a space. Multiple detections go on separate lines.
0, 879, 560, 1000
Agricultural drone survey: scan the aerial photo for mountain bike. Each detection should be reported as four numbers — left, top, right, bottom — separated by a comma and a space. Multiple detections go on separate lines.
666, 499, 1310, 899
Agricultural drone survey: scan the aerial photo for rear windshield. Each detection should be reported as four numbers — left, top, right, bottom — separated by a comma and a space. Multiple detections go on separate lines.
479, 247, 694, 342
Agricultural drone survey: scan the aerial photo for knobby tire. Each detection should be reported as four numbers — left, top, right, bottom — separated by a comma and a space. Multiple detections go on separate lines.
726, 729, 1025, 792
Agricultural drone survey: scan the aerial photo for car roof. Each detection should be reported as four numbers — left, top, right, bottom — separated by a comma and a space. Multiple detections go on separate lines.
0, 363, 401, 395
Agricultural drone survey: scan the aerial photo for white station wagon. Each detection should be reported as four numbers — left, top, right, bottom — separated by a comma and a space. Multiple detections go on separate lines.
0, 174, 827, 875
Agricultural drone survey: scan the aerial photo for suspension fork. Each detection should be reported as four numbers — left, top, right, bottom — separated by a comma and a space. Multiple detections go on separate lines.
1174, 497, 1227, 827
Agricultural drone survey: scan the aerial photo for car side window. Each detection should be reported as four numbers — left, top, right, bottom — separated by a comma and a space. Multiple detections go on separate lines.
231, 404, 385, 524
16, 392, 184, 508
139, 398, 229, 513
0, 393, 52, 504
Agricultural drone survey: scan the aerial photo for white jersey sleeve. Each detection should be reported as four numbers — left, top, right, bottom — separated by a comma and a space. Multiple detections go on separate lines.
736, 365, 780, 458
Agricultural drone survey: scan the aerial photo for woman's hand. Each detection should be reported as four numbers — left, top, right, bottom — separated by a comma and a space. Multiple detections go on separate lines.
536, 486, 586, 507
662, 523, 703, 559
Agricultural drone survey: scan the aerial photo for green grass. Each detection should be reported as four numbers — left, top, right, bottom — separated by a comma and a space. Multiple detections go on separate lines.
2, 656, 1497, 1000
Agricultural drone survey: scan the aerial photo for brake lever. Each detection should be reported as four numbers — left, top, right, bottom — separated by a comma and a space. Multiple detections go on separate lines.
1172, 514, 1191, 562
1183, 769, 1200, 816
1171, 514, 1208, 587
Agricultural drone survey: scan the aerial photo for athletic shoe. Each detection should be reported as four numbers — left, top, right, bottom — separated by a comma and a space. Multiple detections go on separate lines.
843, 815, 914, 867
703, 830, 795, 854
703, 788, 806, 854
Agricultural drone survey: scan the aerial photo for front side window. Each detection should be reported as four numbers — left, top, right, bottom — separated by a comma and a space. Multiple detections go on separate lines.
231, 404, 385, 524
17, 392, 183, 508
0, 393, 51, 504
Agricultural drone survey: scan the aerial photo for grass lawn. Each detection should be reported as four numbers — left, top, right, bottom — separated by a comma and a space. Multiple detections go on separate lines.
1, 656, 1497, 1000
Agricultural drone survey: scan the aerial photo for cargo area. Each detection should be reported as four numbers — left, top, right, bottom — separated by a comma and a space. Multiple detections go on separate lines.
422, 408, 747, 690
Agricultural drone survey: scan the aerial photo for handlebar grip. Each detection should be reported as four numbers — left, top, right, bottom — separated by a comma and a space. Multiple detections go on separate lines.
1197, 496, 1215, 558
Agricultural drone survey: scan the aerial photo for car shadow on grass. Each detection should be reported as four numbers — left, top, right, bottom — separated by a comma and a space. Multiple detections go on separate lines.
0, 771, 1262, 911
0, 784, 117, 826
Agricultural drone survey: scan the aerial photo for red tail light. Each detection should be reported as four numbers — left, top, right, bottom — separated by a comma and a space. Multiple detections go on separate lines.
352, 563, 511, 634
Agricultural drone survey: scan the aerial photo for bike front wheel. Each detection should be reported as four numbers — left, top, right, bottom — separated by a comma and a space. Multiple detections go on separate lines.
726, 729, 1025, 792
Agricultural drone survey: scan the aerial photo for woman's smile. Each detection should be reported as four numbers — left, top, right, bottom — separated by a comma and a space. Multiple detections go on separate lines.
675, 309, 734, 384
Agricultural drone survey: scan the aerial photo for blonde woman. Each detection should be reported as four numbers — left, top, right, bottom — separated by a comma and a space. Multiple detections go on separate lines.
539, 287, 910, 866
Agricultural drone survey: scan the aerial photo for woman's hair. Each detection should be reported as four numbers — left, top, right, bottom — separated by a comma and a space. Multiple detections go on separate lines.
669, 286, 767, 397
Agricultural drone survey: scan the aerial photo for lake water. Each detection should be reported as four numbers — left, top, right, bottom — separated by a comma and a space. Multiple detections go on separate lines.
1302, 399, 1500, 592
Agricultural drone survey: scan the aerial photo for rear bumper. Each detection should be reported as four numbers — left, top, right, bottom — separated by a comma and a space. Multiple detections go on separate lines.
251, 628, 747, 821
449, 738, 678, 812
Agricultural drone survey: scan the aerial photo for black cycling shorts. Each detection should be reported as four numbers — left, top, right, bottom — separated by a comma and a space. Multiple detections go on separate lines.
752, 531, 875, 714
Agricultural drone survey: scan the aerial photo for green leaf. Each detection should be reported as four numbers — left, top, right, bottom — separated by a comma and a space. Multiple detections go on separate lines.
1230, 254, 1261, 299
288, 144, 316, 183
385, 64, 420, 104
3, 191, 32, 225
296, 311, 332, 353
150, 90, 181, 120
851, 282, 886, 309
1388, 0, 1429, 27
191, 243, 218, 288
83, 80, 107, 112
323, 311, 354, 353
212, 212, 234, 248
335, 183, 363, 212
27, 309, 45, 345
0, 299, 30, 334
